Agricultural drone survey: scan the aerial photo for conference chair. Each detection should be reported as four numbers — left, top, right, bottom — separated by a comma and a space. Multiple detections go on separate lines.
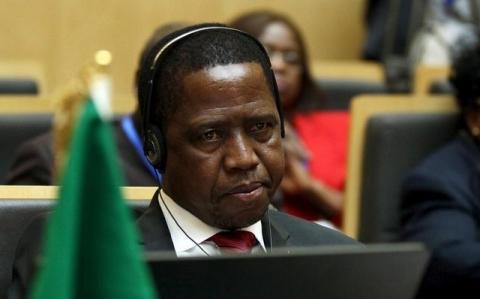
0, 78, 38, 95
429, 79, 454, 95
413, 65, 450, 96
0, 61, 46, 95
0, 94, 141, 183
0, 185, 155, 296
344, 95, 458, 241
0, 113, 52, 182
311, 60, 384, 83
318, 78, 387, 110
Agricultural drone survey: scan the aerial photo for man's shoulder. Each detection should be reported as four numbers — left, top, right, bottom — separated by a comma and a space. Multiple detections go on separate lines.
5, 132, 54, 185
16, 132, 53, 155
269, 210, 358, 246
404, 135, 478, 196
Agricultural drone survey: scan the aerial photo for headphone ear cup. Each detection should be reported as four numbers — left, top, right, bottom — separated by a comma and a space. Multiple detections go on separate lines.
144, 125, 167, 172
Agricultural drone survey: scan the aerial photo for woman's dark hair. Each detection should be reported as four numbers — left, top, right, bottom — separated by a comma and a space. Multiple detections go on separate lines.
230, 10, 325, 110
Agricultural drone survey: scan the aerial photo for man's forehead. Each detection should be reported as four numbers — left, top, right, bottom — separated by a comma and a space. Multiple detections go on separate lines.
184, 63, 269, 97
168, 63, 274, 118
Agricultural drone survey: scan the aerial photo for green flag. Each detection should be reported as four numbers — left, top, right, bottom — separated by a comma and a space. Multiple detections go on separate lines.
29, 99, 157, 299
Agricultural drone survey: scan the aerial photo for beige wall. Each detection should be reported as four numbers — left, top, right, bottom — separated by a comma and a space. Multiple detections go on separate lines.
0, 0, 366, 101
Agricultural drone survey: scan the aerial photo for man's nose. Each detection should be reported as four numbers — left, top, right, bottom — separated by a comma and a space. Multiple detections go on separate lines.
223, 133, 260, 171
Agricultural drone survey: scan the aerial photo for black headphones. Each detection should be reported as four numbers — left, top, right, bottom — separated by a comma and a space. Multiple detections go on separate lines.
139, 25, 285, 173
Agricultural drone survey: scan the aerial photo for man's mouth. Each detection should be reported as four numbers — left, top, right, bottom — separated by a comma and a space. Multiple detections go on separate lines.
225, 182, 265, 202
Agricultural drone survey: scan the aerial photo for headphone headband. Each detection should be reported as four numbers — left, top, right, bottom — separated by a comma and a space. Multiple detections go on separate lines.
150, 26, 245, 71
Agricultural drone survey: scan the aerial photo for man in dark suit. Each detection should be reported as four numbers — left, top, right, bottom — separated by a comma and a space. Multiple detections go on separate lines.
3, 24, 190, 186
4, 112, 157, 186
400, 40, 480, 298
9, 23, 357, 298
133, 22, 356, 254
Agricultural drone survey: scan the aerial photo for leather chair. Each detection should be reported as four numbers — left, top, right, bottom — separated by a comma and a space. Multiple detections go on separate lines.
318, 79, 387, 110
344, 95, 458, 239
0, 198, 150, 297
429, 79, 454, 95
0, 79, 38, 95
358, 113, 459, 242
0, 114, 52, 182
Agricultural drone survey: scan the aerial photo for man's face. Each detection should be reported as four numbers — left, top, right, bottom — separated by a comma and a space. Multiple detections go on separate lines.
162, 62, 285, 229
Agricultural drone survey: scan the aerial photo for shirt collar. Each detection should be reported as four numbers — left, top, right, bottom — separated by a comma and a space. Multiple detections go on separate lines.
157, 189, 266, 253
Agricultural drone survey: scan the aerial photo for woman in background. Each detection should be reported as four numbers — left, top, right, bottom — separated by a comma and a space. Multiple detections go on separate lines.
231, 11, 348, 227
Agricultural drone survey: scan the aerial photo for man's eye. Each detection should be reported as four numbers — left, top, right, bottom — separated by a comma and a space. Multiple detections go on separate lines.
253, 122, 269, 131
202, 129, 219, 141
250, 121, 275, 142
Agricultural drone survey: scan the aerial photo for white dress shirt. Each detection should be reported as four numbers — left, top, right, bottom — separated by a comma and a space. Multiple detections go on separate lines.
157, 189, 266, 257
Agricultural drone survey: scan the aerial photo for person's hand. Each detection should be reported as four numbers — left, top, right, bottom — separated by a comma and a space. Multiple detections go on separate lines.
281, 154, 343, 217
282, 121, 310, 161
281, 155, 313, 195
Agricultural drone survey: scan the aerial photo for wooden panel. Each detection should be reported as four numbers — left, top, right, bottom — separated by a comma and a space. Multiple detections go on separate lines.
0, 0, 56, 96
311, 60, 384, 82
0, 185, 157, 200
0, 96, 135, 115
0, 0, 366, 97
414, 65, 450, 95
0, 97, 54, 113
223, 0, 365, 60
344, 95, 458, 239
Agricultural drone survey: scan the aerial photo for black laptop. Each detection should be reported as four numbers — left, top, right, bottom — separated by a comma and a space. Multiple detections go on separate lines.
146, 243, 429, 299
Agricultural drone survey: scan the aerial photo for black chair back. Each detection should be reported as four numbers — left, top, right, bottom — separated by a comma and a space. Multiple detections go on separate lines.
0, 79, 39, 95
358, 113, 459, 242
318, 79, 388, 110
0, 198, 149, 297
0, 114, 52, 182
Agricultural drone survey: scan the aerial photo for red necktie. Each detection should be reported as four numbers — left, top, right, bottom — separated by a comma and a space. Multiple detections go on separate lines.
209, 230, 258, 252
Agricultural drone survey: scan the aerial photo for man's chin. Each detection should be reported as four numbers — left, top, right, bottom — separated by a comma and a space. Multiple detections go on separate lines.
215, 204, 269, 229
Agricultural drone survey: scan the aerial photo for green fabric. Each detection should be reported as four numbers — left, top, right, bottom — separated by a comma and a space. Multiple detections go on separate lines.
29, 99, 157, 299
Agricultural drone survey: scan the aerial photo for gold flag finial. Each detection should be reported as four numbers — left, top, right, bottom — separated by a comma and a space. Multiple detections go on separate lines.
95, 49, 113, 66
53, 50, 113, 181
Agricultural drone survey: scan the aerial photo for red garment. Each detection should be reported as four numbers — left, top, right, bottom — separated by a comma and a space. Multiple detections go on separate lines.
282, 110, 349, 223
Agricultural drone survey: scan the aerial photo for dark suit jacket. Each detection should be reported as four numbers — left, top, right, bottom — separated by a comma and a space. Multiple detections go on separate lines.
8, 190, 357, 298
400, 133, 480, 298
138, 191, 357, 251
4, 119, 157, 186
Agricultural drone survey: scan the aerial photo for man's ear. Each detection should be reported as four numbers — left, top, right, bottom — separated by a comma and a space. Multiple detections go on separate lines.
465, 109, 480, 137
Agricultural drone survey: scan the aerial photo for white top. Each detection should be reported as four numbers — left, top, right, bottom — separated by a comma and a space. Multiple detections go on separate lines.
157, 189, 266, 257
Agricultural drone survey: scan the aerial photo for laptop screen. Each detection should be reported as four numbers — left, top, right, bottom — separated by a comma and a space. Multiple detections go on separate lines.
146, 243, 430, 299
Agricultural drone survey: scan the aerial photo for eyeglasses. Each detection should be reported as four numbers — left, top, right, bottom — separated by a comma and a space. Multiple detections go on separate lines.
265, 47, 302, 65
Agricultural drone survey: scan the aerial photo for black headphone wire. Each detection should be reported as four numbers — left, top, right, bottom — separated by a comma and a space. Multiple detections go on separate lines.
155, 182, 211, 257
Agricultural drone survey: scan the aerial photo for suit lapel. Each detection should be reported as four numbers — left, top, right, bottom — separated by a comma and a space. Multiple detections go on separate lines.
262, 209, 290, 248
136, 188, 175, 251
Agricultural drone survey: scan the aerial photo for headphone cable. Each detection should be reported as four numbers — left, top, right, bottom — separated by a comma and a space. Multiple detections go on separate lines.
158, 189, 211, 257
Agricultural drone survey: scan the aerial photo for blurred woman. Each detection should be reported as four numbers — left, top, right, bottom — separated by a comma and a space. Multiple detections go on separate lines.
231, 11, 347, 226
